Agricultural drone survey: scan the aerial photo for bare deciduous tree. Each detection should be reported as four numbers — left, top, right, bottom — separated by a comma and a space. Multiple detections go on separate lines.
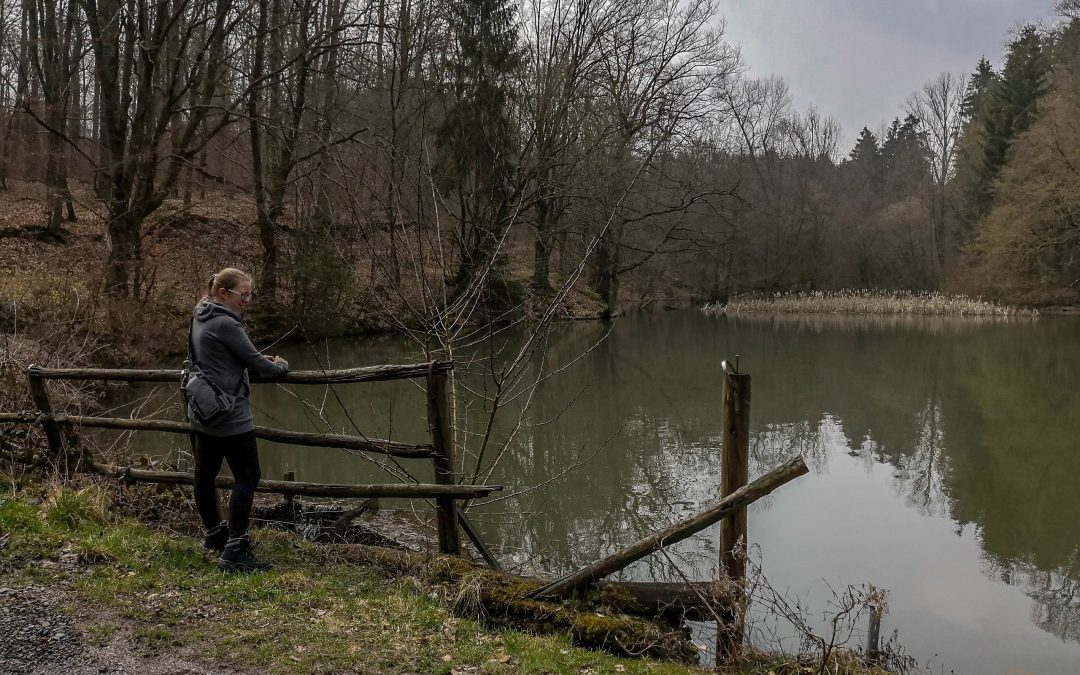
907, 71, 967, 275
81, 0, 243, 296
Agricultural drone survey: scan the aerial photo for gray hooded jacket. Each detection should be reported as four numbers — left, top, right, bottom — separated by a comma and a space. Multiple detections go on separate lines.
188, 300, 288, 437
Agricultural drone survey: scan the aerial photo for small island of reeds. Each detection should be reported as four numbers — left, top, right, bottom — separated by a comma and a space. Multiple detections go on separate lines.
703, 290, 1036, 317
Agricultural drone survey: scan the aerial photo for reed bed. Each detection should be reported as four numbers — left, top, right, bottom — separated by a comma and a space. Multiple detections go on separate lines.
703, 289, 1037, 317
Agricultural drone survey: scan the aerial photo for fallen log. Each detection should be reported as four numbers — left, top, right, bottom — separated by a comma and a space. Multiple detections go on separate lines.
528, 456, 809, 599
89, 462, 501, 499
335, 544, 699, 663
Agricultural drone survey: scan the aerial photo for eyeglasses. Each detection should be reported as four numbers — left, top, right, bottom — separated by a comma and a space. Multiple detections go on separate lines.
223, 288, 254, 301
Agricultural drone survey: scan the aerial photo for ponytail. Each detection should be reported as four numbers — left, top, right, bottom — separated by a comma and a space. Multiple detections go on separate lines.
201, 268, 251, 303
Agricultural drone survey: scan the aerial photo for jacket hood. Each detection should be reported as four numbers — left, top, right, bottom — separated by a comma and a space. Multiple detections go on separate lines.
194, 299, 242, 324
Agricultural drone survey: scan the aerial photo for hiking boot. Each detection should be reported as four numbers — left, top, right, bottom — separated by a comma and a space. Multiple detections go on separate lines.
218, 535, 273, 573
203, 521, 228, 552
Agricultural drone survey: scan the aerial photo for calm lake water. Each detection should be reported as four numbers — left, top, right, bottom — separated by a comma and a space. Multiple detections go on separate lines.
130, 310, 1080, 673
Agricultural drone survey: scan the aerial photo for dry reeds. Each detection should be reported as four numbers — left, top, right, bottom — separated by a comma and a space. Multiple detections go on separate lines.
704, 289, 1036, 317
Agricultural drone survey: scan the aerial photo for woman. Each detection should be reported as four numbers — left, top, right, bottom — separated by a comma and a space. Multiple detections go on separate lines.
187, 268, 288, 572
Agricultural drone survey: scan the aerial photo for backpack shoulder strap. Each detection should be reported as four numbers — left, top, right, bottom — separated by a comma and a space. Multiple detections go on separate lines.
187, 314, 197, 364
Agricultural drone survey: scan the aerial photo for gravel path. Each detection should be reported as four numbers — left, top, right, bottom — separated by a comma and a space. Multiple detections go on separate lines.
0, 583, 236, 675
0, 585, 82, 672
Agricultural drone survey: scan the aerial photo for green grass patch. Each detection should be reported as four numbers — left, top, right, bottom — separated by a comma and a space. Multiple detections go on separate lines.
0, 488, 703, 674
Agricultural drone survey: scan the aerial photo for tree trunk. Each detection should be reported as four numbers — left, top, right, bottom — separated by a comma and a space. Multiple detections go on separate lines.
105, 213, 141, 296
44, 131, 66, 235
533, 233, 551, 292
532, 193, 553, 292
0, 0, 32, 191
593, 229, 619, 318
257, 209, 279, 300
30, 0, 78, 236
248, 0, 276, 302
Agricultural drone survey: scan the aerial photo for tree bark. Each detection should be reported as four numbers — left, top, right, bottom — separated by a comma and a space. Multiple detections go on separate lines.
593, 229, 619, 318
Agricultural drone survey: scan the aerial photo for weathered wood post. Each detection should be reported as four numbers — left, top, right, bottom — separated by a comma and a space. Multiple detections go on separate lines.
717, 359, 750, 663
426, 366, 461, 555
283, 471, 296, 510
283, 471, 295, 495
866, 606, 882, 665
25, 365, 67, 472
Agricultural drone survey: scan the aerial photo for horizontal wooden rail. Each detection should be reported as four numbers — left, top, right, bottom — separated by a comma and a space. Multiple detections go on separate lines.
25, 360, 453, 385
0, 412, 433, 459
89, 462, 500, 499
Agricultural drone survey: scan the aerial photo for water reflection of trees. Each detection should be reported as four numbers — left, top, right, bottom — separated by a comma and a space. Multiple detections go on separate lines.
892, 399, 948, 517
752, 420, 828, 474
723, 311, 1034, 335
1026, 548, 1080, 643
469, 310, 1080, 634
189, 311, 1080, 644
500, 312, 1080, 644
739, 313, 1080, 644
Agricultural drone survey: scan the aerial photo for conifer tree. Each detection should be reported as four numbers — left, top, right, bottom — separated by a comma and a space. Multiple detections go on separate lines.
436, 0, 523, 294
975, 25, 1050, 213
882, 114, 931, 192
848, 127, 880, 164
846, 126, 882, 195
960, 57, 998, 122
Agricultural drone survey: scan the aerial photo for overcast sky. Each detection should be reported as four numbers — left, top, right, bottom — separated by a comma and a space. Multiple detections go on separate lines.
718, 0, 1062, 151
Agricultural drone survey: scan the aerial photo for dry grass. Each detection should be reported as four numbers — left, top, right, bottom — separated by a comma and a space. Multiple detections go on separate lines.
704, 289, 1036, 317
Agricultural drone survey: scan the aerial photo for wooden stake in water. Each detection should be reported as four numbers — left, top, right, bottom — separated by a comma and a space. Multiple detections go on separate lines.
867, 608, 881, 665
717, 359, 750, 664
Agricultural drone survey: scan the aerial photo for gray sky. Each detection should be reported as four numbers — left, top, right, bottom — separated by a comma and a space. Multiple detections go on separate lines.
719, 0, 1061, 151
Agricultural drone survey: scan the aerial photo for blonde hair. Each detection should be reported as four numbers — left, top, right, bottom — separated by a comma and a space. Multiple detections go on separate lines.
204, 267, 251, 300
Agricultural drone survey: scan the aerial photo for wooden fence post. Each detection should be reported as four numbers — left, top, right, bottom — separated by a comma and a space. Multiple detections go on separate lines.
283, 471, 295, 507
866, 606, 882, 665
26, 365, 67, 471
427, 369, 461, 555
717, 359, 750, 663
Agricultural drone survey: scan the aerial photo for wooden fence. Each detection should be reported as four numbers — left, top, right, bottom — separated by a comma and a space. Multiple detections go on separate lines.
2, 357, 825, 665
0, 360, 500, 559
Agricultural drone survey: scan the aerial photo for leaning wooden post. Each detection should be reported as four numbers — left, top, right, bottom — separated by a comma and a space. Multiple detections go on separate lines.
427, 367, 461, 555
717, 359, 750, 663
26, 365, 67, 472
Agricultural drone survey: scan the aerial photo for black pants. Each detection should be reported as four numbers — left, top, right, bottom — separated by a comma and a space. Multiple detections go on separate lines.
193, 430, 261, 538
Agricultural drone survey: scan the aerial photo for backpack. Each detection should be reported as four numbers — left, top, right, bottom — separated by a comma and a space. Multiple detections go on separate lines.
180, 316, 242, 427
